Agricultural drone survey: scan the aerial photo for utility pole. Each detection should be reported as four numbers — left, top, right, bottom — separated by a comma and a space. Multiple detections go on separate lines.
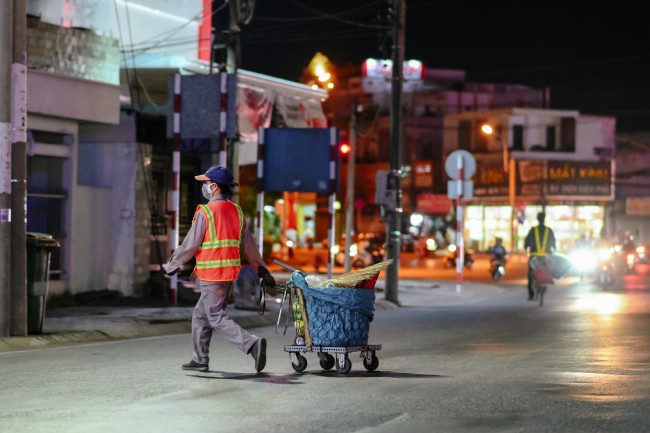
344, 108, 357, 273
0, 0, 14, 337
384, 0, 405, 305
11, 0, 27, 336
210, 0, 241, 179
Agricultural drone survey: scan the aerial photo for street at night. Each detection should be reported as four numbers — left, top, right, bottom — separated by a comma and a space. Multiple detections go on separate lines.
2, 258, 650, 432
1, 2, 650, 433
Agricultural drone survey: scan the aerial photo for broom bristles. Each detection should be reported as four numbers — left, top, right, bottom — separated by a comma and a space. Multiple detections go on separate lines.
316, 259, 394, 288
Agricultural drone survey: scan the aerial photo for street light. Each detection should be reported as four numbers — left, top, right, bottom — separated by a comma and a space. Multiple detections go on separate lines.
481, 123, 517, 252
480, 124, 493, 135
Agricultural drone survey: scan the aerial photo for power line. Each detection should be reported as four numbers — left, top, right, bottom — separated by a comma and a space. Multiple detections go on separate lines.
123, 0, 142, 108
113, 0, 134, 107
282, 0, 391, 29
121, 2, 229, 58
255, 0, 386, 22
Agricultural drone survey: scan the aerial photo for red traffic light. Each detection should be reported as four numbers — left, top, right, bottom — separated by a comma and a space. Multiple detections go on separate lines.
340, 143, 351, 154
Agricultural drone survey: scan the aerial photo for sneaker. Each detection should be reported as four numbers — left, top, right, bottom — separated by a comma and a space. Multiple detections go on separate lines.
182, 360, 209, 371
251, 338, 267, 373
527, 296, 535, 301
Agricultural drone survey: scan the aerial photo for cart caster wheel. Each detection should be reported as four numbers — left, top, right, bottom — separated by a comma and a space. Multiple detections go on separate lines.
291, 353, 307, 372
319, 353, 335, 371
336, 355, 352, 374
363, 351, 379, 372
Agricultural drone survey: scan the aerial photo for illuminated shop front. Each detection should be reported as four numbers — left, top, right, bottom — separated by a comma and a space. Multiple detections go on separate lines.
465, 159, 613, 252
465, 204, 605, 253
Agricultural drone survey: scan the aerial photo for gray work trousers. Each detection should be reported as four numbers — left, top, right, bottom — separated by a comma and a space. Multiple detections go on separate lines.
191, 280, 257, 365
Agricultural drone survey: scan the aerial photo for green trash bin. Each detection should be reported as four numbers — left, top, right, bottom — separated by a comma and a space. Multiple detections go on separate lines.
26, 232, 60, 334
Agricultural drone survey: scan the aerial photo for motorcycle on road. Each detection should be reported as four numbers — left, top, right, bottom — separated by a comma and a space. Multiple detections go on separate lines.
443, 244, 474, 269
596, 246, 615, 289
490, 257, 506, 281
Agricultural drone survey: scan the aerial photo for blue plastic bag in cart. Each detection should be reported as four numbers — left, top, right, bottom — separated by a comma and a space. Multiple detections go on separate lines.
289, 271, 376, 347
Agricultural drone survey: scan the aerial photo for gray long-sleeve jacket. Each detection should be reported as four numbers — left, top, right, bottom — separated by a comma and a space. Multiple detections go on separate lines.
165, 194, 269, 278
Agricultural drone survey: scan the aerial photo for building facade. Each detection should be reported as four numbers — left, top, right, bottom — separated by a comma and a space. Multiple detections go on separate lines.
443, 108, 616, 252
319, 59, 549, 248
24, 15, 125, 296
23, 2, 329, 297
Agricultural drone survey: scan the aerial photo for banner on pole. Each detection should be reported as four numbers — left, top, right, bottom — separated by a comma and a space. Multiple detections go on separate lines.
166, 73, 237, 139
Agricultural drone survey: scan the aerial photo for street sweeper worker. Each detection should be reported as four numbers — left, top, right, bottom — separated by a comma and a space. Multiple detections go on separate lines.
164, 165, 276, 373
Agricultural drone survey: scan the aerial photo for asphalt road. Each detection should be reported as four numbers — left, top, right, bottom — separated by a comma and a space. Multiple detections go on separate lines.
2, 272, 650, 432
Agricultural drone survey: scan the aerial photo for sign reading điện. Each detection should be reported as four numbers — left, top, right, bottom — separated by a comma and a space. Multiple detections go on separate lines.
546, 161, 611, 197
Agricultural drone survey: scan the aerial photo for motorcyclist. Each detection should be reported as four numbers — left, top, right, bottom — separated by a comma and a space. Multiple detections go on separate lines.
620, 231, 640, 273
622, 232, 636, 255
489, 237, 508, 266
574, 232, 593, 252
594, 232, 613, 252
594, 233, 615, 286
571, 232, 595, 279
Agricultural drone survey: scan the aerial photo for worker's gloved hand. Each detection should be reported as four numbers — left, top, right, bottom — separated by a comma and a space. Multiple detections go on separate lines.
163, 264, 179, 276
258, 266, 276, 288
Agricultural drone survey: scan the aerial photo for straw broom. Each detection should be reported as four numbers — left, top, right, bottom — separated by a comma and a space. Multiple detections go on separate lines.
315, 259, 394, 288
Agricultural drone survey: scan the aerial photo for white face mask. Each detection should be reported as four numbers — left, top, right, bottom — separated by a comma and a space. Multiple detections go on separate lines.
201, 182, 214, 200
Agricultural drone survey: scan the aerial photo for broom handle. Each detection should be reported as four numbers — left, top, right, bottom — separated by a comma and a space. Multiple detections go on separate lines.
273, 259, 300, 272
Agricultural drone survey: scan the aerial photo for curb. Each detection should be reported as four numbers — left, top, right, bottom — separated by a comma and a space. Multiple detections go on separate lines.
0, 299, 399, 352
0, 330, 113, 351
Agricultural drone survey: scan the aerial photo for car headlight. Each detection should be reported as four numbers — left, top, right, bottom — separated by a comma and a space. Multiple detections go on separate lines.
570, 251, 597, 271
597, 248, 612, 261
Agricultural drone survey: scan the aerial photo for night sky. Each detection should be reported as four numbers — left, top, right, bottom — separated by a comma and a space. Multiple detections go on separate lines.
236, 0, 649, 123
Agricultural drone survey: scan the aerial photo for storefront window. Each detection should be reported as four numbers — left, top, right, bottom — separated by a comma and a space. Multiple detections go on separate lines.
466, 205, 512, 251
518, 205, 604, 253
468, 204, 606, 253
484, 206, 511, 250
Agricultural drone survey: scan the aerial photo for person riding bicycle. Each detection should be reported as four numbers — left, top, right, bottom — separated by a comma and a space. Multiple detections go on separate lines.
524, 212, 556, 300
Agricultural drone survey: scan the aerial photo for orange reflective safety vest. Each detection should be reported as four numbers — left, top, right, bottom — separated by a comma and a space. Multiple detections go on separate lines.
530, 226, 551, 257
193, 201, 244, 282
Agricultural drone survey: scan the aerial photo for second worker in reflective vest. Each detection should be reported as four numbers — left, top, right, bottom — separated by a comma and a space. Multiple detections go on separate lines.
165, 165, 276, 373
524, 212, 556, 300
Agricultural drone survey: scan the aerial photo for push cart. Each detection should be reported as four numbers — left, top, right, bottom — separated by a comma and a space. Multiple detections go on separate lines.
275, 261, 388, 375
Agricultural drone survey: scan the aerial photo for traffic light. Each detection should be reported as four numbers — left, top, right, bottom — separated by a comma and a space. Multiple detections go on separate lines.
339, 141, 351, 162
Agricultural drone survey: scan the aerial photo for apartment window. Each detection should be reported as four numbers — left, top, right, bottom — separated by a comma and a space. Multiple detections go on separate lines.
458, 120, 471, 150
512, 125, 523, 150
545, 126, 556, 151
560, 117, 576, 152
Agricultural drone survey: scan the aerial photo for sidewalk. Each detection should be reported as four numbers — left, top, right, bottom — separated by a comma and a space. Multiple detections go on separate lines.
0, 270, 525, 353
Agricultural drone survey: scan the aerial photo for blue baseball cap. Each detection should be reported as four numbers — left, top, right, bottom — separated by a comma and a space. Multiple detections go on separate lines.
195, 165, 239, 186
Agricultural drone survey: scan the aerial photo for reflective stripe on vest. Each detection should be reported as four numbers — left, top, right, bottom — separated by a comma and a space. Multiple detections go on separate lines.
530, 226, 550, 256
194, 201, 244, 281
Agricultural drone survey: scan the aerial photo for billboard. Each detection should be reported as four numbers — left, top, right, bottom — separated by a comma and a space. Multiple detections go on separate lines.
262, 128, 338, 193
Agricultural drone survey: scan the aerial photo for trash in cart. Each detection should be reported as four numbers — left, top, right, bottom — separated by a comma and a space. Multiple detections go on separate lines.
277, 260, 393, 374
